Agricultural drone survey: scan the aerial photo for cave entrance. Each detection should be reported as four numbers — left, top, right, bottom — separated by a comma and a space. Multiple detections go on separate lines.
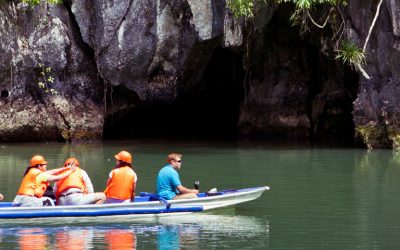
307, 53, 360, 146
104, 47, 245, 140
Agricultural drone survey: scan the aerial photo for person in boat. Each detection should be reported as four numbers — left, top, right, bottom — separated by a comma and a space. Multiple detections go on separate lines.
12, 155, 75, 207
156, 153, 199, 200
104, 151, 137, 203
0, 193, 3, 201
54, 157, 106, 205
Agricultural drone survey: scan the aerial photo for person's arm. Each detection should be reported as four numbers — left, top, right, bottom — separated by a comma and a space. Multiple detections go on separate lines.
36, 165, 75, 183
46, 167, 66, 175
171, 170, 199, 194
131, 173, 137, 202
131, 182, 136, 202
176, 185, 199, 194
46, 162, 77, 175
106, 171, 113, 188
0, 193, 3, 201
81, 170, 94, 193
37, 168, 73, 182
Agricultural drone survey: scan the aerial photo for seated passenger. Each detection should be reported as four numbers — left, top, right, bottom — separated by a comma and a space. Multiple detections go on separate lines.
13, 155, 74, 207
156, 153, 199, 200
55, 157, 106, 205
104, 151, 137, 203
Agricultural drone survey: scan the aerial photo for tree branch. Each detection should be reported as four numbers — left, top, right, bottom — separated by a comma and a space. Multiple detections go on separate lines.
363, 0, 384, 53
306, 7, 335, 29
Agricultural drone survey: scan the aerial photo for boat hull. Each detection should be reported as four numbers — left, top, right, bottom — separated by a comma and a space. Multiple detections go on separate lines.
0, 186, 269, 220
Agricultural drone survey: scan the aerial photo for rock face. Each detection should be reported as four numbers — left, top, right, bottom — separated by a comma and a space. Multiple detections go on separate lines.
238, 3, 357, 144
70, 0, 225, 102
0, 0, 400, 149
238, 1, 400, 148
0, 3, 103, 142
349, 0, 400, 149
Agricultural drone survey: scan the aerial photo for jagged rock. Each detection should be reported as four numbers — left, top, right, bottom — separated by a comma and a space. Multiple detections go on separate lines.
349, 0, 400, 149
1, 0, 400, 149
70, 0, 229, 102
0, 96, 103, 142
0, 3, 102, 142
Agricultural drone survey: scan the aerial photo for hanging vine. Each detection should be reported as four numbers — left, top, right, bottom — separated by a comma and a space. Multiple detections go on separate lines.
227, 0, 384, 80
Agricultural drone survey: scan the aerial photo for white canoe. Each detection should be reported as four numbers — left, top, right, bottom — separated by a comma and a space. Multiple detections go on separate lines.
0, 186, 269, 221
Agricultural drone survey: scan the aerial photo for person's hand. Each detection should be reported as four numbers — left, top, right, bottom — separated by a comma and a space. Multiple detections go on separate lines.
0, 193, 4, 201
193, 189, 199, 194
66, 163, 76, 171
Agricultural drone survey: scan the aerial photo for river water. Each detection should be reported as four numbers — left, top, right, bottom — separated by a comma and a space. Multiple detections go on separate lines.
0, 141, 399, 249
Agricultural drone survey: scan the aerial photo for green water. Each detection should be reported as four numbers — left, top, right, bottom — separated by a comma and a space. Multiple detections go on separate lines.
0, 141, 399, 249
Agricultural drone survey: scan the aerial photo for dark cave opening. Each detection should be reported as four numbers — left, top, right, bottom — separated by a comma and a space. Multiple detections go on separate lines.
305, 46, 360, 146
256, 3, 360, 147
104, 48, 245, 140
310, 71, 360, 146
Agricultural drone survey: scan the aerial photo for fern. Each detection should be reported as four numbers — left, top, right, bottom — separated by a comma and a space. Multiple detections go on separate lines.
335, 41, 365, 68
226, 0, 255, 18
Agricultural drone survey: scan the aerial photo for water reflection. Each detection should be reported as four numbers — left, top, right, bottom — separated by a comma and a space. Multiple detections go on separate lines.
0, 214, 267, 249
105, 229, 137, 250
18, 228, 48, 250
55, 229, 94, 250
157, 225, 200, 250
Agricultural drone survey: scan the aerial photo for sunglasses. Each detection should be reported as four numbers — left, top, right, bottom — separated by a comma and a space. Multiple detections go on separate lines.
175, 160, 182, 163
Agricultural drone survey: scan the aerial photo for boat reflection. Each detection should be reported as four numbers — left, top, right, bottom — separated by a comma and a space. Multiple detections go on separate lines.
0, 214, 268, 249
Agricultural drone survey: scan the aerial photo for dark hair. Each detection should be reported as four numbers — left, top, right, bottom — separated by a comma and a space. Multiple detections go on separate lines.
116, 162, 133, 169
23, 166, 39, 176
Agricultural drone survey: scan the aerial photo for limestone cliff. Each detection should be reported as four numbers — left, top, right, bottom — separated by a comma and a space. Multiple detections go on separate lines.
0, 2, 102, 142
0, 0, 399, 149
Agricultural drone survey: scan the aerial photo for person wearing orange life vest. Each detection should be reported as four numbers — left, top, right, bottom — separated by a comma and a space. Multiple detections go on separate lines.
104, 151, 137, 203
12, 155, 75, 207
55, 157, 106, 205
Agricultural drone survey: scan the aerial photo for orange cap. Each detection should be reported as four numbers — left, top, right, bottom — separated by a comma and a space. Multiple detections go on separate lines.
64, 157, 79, 167
115, 151, 132, 164
30, 155, 48, 166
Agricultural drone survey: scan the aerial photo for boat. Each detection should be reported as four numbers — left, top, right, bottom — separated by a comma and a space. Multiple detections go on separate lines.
0, 186, 269, 220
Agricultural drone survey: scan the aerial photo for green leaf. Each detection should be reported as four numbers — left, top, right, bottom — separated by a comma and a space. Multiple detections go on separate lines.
22, 0, 63, 6
335, 40, 365, 68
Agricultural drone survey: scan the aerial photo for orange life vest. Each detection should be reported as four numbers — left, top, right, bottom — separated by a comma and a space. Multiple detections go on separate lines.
104, 166, 136, 200
55, 168, 88, 199
17, 167, 48, 198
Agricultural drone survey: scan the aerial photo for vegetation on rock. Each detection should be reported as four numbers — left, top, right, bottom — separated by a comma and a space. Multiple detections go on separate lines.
37, 63, 58, 95
226, 0, 384, 79
22, 0, 62, 6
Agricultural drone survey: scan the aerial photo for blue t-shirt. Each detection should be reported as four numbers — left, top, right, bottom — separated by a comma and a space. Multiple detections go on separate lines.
156, 164, 181, 200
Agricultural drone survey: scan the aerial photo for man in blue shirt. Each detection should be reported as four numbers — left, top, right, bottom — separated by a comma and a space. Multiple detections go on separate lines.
156, 153, 199, 200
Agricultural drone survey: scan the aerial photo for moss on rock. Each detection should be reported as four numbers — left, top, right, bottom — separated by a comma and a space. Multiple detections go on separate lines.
355, 124, 390, 149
